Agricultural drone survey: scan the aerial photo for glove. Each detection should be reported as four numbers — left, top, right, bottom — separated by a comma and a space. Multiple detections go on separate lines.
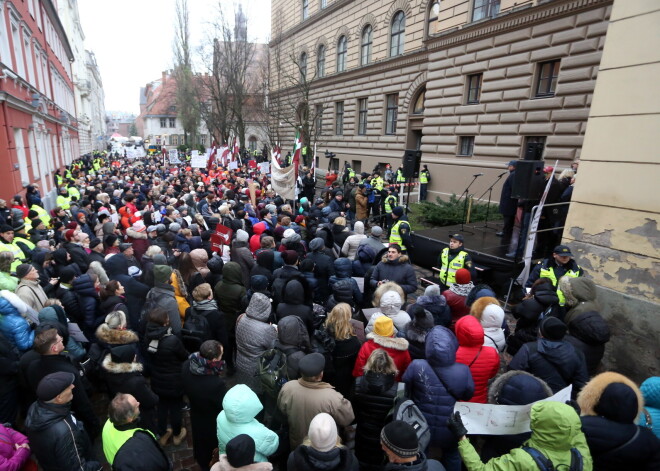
447, 411, 468, 440
565, 399, 581, 415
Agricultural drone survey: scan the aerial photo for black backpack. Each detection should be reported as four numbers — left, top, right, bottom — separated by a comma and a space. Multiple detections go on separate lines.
138, 295, 160, 336
523, 446, 583, 471
258, 348, 289, 399
181, 307, 212, 352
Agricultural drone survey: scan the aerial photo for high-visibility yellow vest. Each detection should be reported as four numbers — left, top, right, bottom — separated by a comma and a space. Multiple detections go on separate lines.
67, 187, 81, 201
64, 170, 73, 180
389, 219, 409, 251
30, 205, 50, 226
420, 170, 429, 184
372, 176, 384, 191
56, 195, 71, 210
384, 195, 397, 214
14, 236, 35, 251
347, 167, 355, 179
0, 242, 25, 271
540, 264, 581, 306
102, 420, 155, 465
439, 248, 468, 285
396, 169, 406, 183
55, 174, 63, 187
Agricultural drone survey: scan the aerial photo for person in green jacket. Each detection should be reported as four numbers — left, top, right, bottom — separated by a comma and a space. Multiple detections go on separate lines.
449, 401, 592, 470
0, 252, 18, 291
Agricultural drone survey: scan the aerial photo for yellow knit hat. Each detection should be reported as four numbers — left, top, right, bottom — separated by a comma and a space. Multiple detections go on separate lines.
374, 316, 394, 337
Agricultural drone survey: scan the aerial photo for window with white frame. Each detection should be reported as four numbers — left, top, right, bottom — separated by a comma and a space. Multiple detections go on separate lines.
14, 128, 29, 185
160, 118, 167, 128
472, 0, 500, 22
302, 0, 309, 20
390, 11, 405, 57
10, 18, 25, 78
23, 32, 36, 86
27, 0, 35, 18
428, 1, 441, 36
317, 44, 325, 78
169, 118, 176, 128
361, 25, 372, 66
336, 36, 347, 72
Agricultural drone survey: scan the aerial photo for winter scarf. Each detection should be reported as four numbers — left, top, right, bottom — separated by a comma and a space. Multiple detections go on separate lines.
449, 281, 474, 297
193, 299, 219, 312
188, 351, 224, 376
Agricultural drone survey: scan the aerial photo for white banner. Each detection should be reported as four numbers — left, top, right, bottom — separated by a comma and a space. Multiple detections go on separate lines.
228, 161, 238, 170
168, 149, 181, 164
258, 162, 270, 174
125, 149, 137, 159
516, 160, 559, 286
270, 153, 295, 200
190, 150, 207, 168
454, 385, 572, 435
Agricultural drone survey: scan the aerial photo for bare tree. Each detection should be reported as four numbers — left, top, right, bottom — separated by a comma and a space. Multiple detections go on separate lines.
172, 0, 200, 148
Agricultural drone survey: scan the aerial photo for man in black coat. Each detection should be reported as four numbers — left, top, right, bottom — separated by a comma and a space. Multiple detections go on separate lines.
306, 238, 335, 301
26, 328, 101, 439
102, 393, 170, 470
104, 253, 149, 331
182, 340, 227, 471
497, 160, 518, 243
63, 229, 90, 273
54, 266, 84, 326
25, 371, 102, 471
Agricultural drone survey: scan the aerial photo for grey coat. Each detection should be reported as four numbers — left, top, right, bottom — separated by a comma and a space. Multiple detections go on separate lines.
235, 304, 277, 393
145, 283, 182, 335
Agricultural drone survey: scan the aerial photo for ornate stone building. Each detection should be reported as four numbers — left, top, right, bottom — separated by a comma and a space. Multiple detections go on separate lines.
270, 0, 612, 200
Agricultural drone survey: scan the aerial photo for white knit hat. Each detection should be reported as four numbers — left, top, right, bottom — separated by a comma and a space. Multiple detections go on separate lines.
308, 413, 337, 452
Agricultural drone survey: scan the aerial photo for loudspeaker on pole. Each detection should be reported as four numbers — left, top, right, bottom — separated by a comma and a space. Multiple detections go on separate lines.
512, 160, 545, 200
402, 149, 422, 179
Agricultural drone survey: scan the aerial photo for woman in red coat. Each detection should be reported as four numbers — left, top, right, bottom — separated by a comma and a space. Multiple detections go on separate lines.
353, 316, 411, 382
454, 315, 500, 403
442, 268, 474, 328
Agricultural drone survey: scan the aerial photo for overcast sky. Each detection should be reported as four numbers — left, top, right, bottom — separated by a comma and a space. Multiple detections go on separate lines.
77, 0, 271, 115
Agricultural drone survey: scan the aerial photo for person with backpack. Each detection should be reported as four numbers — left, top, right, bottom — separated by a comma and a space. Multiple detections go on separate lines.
402, 325, 475, 471
235, 293, 277, 394
143, 265, 182, 336
183, 283, 227, 353
274, 316, 311, 381
380, 420, 445, 471
327, 258, 363, 309
353, 349, 400, 470
323, 303, 361, 398
449, 401, 593, 471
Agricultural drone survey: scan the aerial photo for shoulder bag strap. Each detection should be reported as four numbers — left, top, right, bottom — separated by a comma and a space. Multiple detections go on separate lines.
427, 365, 460, 401
468, 347, 483, 367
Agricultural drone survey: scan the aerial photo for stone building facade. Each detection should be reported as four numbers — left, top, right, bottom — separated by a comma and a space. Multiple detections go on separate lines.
270, 0, 612, 201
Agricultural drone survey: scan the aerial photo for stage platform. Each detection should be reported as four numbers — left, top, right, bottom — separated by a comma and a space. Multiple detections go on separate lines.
410, 222, 523, 296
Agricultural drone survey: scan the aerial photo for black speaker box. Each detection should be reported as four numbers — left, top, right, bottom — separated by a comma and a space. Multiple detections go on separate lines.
402, 149, 422, 179
512, 160, 545, 200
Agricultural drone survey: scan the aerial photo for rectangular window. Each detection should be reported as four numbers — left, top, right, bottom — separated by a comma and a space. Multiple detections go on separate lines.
466, 74, 482, 104
472, 0, 500, 22
358, 98, 368, 135
315, 104, 323, 136
351, 160, 362, 174
535, 60, 560, 97
320, 0, 327, 8
14, 128, 30, 185
172, 135, 178, 146
0, 15, 10, 64
335, 101, 344, 135
302, 0, 309, 20
459, 136, 475, 156
169, 117, 176, 128
23, 33, 36, 86
385, 94, 398, 135
28, 0, 35, 18
160, 118, 167, 128
10, 20, 25, 78
41, 52, 51, 98
201, 134, 207, 146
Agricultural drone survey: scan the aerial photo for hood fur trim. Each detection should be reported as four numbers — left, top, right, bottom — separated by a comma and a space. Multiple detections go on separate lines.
469, 296, 500, 321
101, 353, 143, 374
372, 281, 406, 308
88, 261, 109, 284
367, 332, 409, 350
214, 455, 273, 471
380, 254, 410, 264
95, 323, 139, 345
577, 371, 644, 418
125, 228, 148, 240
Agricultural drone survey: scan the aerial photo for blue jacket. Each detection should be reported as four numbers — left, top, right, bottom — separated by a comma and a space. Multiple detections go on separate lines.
0, 296, 34, 352
216, 384, 279, 462
72, 274, 99, 334
402, 326, 474, 447
329, 258, 362, 305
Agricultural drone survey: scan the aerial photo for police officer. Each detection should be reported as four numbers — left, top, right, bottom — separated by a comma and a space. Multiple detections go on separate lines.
419, 164, 431, 201
383, 187, 398, 232
389, 206, 413, 255
343, 162, 355, 185
0, 225, 26, 271
371, 171, 384, 217
56, 187, 71, 211
437, 234, 474, 290
525, 244, 584, 307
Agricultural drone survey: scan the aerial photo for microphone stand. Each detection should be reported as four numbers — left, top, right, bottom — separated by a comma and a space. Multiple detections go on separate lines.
459, 174, 481, 233
475, 172, 506, 230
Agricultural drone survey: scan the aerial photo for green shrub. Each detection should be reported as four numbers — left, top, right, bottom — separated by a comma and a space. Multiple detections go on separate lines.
177, 145, 187, 153
412, 194, 501, 227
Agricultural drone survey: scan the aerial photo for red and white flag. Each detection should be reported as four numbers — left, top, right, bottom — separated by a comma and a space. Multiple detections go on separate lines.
219, 143, 230, 167
291, 130, 302, 179
206, 141, 217, 171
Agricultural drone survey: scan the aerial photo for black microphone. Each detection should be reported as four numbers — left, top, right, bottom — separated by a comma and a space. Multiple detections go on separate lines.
473, 173, 484, 177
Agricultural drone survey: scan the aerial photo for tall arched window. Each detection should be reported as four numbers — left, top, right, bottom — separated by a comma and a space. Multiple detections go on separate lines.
317, 45, 325, 78
361, 25, 373, 66
413, 88, 426, 114
336, 35, 347, 72
428, 1, 440, 36
390, 11, 405, 57
300, 52, 307, 81
302, 0, 309, 20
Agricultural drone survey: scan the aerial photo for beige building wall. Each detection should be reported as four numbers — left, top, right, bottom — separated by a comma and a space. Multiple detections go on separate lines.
562, 0, 660, 380
270, 0, 612, 203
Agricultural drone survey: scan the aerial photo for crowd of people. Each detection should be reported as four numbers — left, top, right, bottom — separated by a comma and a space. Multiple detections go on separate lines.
0, 152, 658, 471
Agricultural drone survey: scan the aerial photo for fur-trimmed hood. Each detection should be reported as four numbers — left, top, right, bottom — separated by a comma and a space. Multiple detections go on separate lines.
559, 276, 597, 307
488, 370, 553, 405
101, 353, 143, 374
88, 260, 109, 284
577, 372, 644, 420
379, 254, 410, 264
367, 332, 409, 351
212, 455, 273, 471
372, 281, 406, 307
469, 296, 500, 321
125, 227, 148, 240
95, 323, 139, 345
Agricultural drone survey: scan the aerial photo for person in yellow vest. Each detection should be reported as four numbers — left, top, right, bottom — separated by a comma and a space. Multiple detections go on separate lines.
525, 244, 584, 307
67, 182, 81, 202
12, 222, 35, 258
0, 225, 26, 272
382, 186, 398, 232
102, 393, 170, 469
371, 172, 384, 217
56, 187, 71, 210
437, 234, 475, 290
54, 170, 63, 189
29, 205, 50, 227
419, 164, 431, 201
396, 165, 406, 183
389, 206, 413, 255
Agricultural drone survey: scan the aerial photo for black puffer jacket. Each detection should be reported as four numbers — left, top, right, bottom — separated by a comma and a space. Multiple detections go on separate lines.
306, 250, 335, 299
72, 274, 99, 335
507, 285, 559, 355
287, 444, 359, 471
54, 285, 83, 325
63, 241, 90, 273
275, 279, 315, 336
144, 323, 188, 398
565, 311, 610, 376
112, 429, 171, 471
24, 401, 100, 471
105, 254, 149, 330
353, 372, 398, 469
275, 315, 311, 380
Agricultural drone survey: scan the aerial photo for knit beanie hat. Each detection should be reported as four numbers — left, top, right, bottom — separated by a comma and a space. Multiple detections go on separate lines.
308, 413, 337, 452
153, 265, 173, 284
373, 316, 394, 337
226, 434, 255, 468
309, 237, 324, 252
246, 292, 271, 318
65, 229, 76, 241
31, 218, 43, 229
104, 234, 118, 246
59, 266, 76, 284
153, 254, 168, 266
455, 268, 471, 285
424, 284, 441, 297
169, 222, 181, 233
15, 263, 33, 279
110, 344, 135, 364
381, 420, 419, 458
236, 229, 249, 243
89, 238, 102, 250
283, 228, 296, 239
539, 316, 567, 341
